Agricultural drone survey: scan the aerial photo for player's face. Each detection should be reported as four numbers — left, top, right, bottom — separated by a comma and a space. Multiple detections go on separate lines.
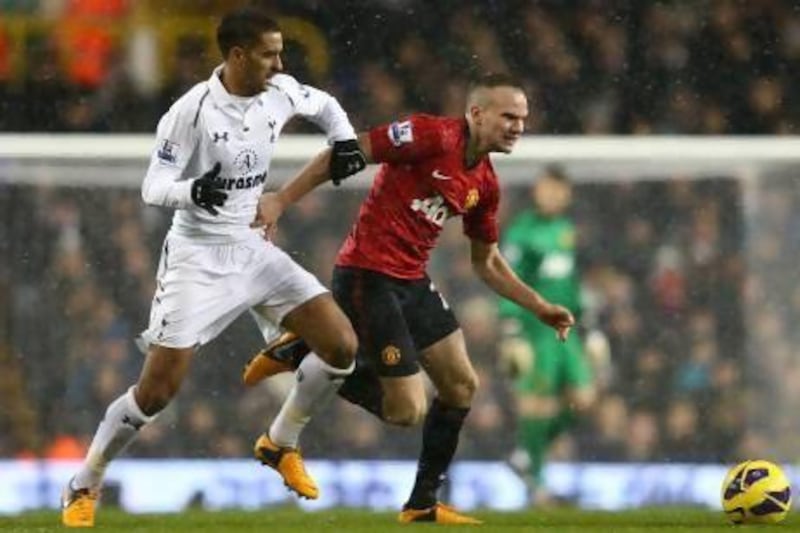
532, 176, 572, 216
479, 87, 528, 154
235, 31, 284, 94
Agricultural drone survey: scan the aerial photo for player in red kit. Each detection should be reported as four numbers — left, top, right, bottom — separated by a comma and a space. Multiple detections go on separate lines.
245, 74, 574, 524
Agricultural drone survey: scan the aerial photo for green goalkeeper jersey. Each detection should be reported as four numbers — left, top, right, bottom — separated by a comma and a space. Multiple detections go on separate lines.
499, 210, 582, 336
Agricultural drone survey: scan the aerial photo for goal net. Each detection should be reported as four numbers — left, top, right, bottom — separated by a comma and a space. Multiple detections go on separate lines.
1, 134, 799, 510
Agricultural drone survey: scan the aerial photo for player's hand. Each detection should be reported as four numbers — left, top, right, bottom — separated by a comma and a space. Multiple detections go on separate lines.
329, 139, 366, 185
535, 303, 575, 341
251, 192, 286, 240
191, 162, 226, 215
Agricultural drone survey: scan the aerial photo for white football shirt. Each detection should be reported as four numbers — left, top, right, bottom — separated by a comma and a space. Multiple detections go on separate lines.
141, 65, 356, 241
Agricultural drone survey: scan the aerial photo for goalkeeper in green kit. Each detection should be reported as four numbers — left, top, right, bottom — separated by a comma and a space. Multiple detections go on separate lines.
498, 165, 607, 505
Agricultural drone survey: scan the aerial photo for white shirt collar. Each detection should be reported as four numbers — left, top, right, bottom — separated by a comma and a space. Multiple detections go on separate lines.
208, 64, 259, 108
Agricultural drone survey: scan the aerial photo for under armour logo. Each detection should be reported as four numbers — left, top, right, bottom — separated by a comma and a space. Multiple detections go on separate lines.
122, 415, 145, 431
212, 132, 229, 143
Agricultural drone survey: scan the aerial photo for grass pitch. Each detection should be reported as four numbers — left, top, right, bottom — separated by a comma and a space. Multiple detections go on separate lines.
2, 507, 792, 532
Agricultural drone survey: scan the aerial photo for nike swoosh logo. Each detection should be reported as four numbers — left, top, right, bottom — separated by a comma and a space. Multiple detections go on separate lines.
432, 169, 452, 180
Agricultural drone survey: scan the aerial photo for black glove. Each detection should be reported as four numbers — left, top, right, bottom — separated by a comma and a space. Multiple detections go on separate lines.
191, 162, 227, 215
330, 139, 366, 185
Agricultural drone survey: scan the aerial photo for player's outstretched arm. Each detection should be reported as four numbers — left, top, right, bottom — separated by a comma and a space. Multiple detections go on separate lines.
141, 90, 212, 211
251, 134, 374, 235
470, 239, 574, 341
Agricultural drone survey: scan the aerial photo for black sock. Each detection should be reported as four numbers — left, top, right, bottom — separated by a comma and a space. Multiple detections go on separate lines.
405, 398, 470, 510
337, 364, 383, 419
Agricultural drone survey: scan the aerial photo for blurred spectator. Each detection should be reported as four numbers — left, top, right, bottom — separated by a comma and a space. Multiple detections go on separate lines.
625, 409, 660, 462
58, 0, 130, 88
0, 1, 798, 132
1, 173, 753, 463
661, 398, 708, 462
44, 434, 86, 459
2, 1, 789, 467
0, 344, 39, 456
578, 393, 627, 461
16, 36, 73, 131
157, 35, 209, 109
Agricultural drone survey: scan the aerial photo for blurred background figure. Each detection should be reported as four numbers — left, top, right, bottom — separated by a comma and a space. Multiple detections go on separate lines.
498, 166, 609, 506
0, 0, 792, 513
0, 1, 798, 133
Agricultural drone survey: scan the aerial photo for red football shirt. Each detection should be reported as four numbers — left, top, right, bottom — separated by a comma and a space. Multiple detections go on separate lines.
336, 114, 500, 279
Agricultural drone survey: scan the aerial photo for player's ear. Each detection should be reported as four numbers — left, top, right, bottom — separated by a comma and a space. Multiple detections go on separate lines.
468, 104, 483, 126
228, 45, 246, 64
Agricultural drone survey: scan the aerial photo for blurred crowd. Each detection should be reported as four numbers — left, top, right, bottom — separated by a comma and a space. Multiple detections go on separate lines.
744, 174, 800, 461
1, 0, 797, 468
2, 172, 777, 466
0, 0, 798, 134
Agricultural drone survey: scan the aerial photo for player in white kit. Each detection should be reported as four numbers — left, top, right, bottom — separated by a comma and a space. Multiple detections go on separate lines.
61, 8, 367, 527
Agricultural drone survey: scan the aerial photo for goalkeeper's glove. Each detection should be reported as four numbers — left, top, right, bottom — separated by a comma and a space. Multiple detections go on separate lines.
330, 139, 366, 185
191, 162, 227, 215
584, 328, 612, 386
498, 336, 535, 379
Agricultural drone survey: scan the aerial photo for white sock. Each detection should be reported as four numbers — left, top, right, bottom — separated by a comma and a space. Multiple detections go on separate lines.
268, 352, 354, 448
72, 386, 157, 490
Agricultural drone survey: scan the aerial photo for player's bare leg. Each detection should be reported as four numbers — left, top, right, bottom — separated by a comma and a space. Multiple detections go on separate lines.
253, 294, 356, 499
420, 330, 478, 410
334, 357, 429, 426
332, 348, 481, 523
63, 346, 193, 527
378, 375, 427, 426
398, 330, 482, 524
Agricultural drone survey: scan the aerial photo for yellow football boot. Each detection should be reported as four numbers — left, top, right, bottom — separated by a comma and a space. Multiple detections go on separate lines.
253, 434, 319, 499
398, 502, 483, 525
61, 479, 98, 527
243, 331, 307, 386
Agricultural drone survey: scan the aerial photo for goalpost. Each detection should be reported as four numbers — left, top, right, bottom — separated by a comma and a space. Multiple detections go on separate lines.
1, 134, 799, 185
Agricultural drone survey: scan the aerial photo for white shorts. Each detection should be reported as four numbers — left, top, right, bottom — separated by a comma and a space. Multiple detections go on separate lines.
138, 231, 327, 350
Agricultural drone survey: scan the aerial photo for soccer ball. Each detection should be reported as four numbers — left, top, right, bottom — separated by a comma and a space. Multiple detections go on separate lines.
721, 460, 792, 524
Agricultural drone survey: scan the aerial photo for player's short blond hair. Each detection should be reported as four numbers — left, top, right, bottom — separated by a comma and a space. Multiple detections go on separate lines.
467, 73, 525, 108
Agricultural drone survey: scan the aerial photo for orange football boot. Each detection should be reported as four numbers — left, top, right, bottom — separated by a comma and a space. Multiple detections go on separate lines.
243, 331, 309, 386
253, 434, 319, 499
398, 502, 483, 524
61, 478, 99, 527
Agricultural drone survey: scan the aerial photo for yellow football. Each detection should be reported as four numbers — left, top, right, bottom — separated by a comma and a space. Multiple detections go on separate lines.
721, 460, 792, 524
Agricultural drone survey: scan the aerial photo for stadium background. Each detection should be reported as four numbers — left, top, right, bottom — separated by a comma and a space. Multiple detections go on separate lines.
2, 0, 800, 514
